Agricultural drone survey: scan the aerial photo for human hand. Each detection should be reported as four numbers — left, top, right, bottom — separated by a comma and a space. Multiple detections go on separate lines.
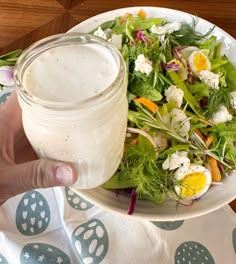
0, 91, 78, 206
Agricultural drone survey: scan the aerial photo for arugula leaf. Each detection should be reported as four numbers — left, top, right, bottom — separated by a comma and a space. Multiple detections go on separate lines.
129, 76, 162, 101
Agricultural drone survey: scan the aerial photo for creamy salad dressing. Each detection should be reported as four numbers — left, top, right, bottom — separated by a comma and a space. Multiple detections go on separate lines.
23, 44, 118, 102
18, 40, 128, 189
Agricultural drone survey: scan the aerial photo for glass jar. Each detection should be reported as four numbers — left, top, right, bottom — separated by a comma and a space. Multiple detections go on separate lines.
14, 33, 128, 189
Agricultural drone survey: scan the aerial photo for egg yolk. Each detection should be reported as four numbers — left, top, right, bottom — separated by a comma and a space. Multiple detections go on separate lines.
180, 172, 206, 198
193, 53, 209, 73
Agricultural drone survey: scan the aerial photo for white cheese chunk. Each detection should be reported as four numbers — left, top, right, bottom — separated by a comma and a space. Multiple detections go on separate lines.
94, 26, 108, 39
134, 54, 153, 76
170, 108, 190, 138
211, 105, 232, 124
199, 70, 220, 89
153, 132, 168, 150
162, 151, 190, 170
164, 85, 184, 108
151, 21, 182, 35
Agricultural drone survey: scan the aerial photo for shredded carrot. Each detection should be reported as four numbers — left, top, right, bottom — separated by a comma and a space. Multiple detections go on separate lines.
124, 12, 133, 18
133, 97, 158, 114
138, 9, 147, 18
130, 137, 139, 145
119, 18, 124, 24
205, 135, 213, 148
194, 129, 206, 141
208, 156, 222, 182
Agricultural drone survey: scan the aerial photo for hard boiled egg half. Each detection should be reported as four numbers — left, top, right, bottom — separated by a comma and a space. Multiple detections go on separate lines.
175, 164, 212, 200
188, 51, 211, 76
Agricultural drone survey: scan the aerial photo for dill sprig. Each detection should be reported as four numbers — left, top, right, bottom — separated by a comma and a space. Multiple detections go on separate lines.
170, 19, 214, 47
128, 38, 160, 65
207, 87, 233, 118
117, 138, 178, 204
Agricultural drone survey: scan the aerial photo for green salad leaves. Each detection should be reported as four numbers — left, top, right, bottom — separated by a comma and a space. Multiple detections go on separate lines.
92, 10, 236, 207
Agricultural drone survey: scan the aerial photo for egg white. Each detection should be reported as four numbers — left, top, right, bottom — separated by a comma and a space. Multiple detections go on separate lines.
175, 164, 212, 200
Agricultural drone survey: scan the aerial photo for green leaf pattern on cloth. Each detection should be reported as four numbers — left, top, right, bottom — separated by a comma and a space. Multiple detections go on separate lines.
65, 187, 94, 210
175, 241, 215, 264
0, 253, 8, 264
16, 191, 50, 236
232, 227, 236, 254
72, 219, 109, 264
152, 220, 184, 230
20, 243, 71, 264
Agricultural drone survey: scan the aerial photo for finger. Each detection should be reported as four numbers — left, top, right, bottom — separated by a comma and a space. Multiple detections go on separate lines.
0, 159, 78, 199
0, 90, 22, 134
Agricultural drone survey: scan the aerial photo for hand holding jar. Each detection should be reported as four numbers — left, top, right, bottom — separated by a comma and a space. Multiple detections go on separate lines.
15, 33, 128, 189
0, 91, 78, 206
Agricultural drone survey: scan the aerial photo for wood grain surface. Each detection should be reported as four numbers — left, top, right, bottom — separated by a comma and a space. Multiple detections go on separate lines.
0, 0, 235, 53
0, 0, 236, 211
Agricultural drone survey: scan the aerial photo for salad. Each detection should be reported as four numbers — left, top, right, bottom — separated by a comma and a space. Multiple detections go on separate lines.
91, 9, 236, 214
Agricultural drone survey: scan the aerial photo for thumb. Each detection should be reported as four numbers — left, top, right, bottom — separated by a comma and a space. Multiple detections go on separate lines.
3, 159, 78, 197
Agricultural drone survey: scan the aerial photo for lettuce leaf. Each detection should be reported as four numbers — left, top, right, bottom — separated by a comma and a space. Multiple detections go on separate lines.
199, 35, 217, 60
187, 82, 209, 99
224, 60, 236, 89
129, 78, 162, 101
211, 56, 228, 71
112, 16, 163, 36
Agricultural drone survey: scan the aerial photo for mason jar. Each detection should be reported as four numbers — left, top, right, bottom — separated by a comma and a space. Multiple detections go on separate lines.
14, 33, 128, 189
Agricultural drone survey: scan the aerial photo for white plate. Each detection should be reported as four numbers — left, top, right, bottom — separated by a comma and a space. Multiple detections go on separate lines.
69, 6, 236, 221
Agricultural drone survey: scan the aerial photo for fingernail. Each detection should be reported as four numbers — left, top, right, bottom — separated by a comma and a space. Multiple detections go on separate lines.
56, 166, 74, 185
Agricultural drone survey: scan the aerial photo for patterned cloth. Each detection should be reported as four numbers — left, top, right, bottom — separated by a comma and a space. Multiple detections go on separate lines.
1, 90, 236, 264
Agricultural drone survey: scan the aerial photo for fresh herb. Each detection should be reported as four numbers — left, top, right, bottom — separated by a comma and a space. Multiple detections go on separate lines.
170, 19, 214, 47
103, 135, 179, 204
207, 87, 233, 118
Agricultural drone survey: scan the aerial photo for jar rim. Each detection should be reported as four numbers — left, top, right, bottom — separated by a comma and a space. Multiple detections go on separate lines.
14, 32, 126, 111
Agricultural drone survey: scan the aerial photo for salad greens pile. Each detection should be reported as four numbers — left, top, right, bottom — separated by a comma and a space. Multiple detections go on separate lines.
93, 10, 236, 211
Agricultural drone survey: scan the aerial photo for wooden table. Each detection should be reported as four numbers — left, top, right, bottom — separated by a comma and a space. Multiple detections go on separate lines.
1, 0, 236, 211
0, 0, 236, 53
